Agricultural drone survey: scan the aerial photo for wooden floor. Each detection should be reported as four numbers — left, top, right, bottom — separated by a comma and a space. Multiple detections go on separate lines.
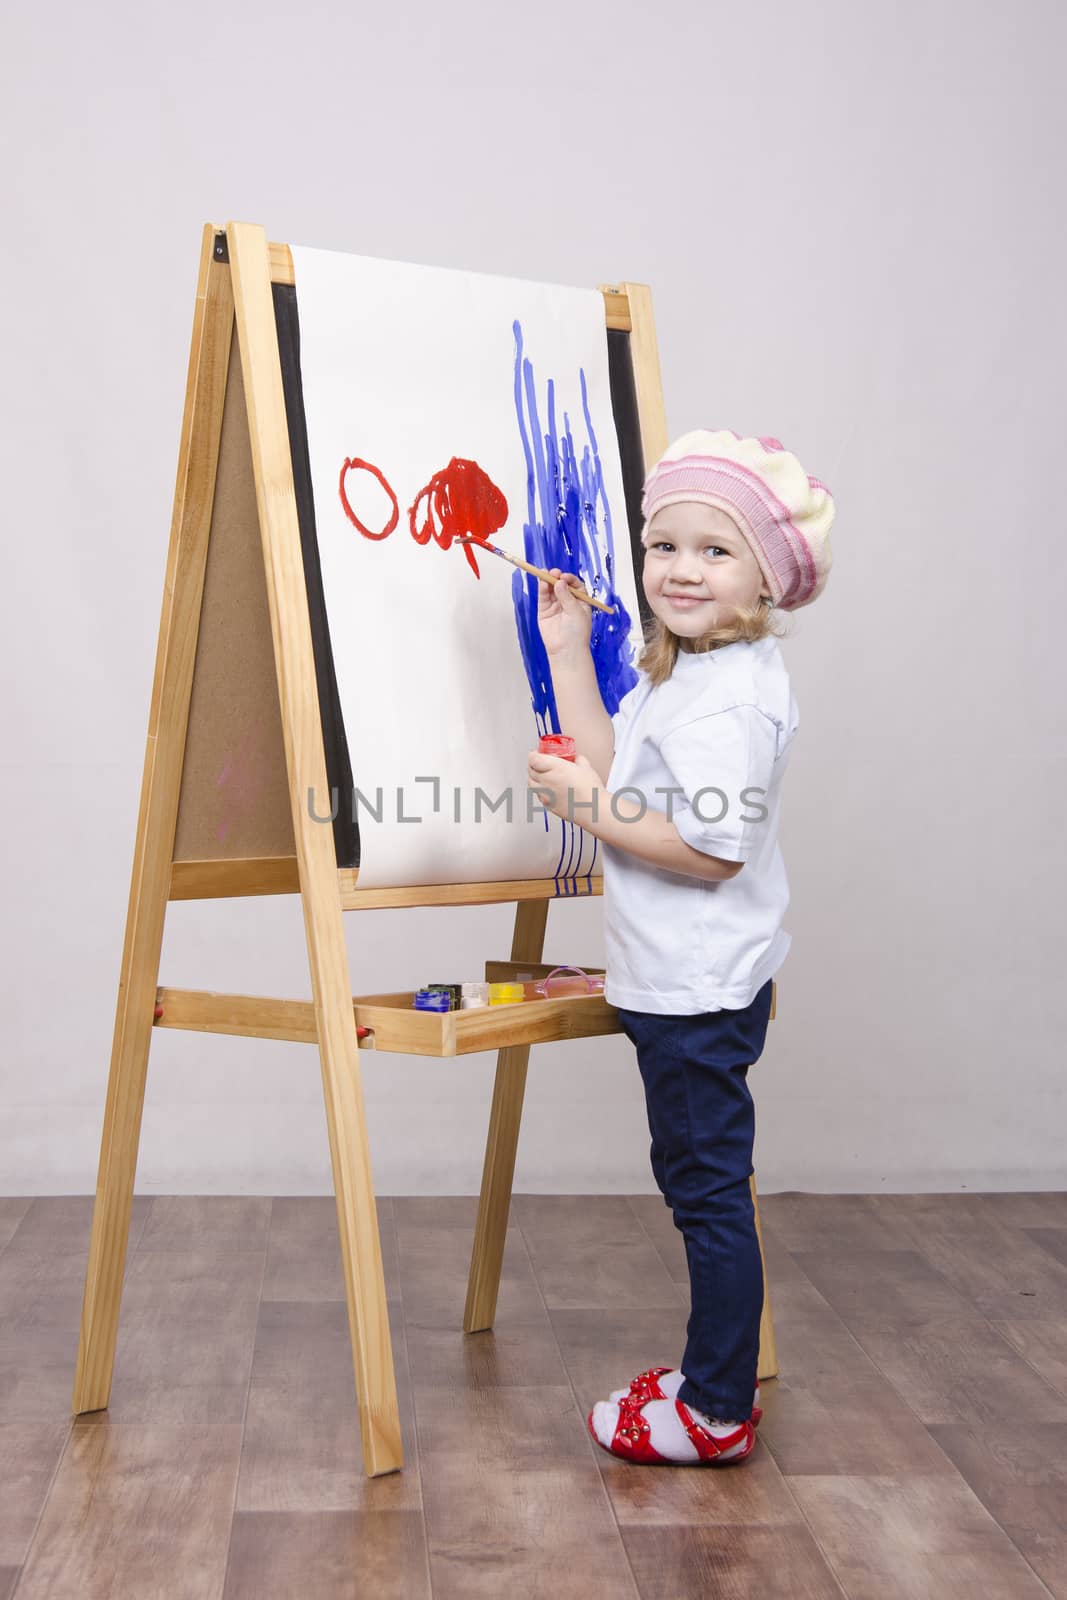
1, 1192, 1065, 1598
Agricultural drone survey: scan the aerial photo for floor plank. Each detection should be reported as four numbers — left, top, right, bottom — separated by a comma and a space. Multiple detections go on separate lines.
138, 1196, 271, 1254
415, 1383, 640, 1599
869, 1194, 1067, 1319
790, 1248, 980, 1325
223, 1510, 430, 1599
405, 1313, 570, 1389
83, 1248, 264, 1425
15, 1422, 243, 1600
621, 1523, 846, 1599
973, 1193, 1067, 1229
930, 1420, 1067, 1598
990, 1318, 1067, 1401
0, 1197, 151, 1423
262, 1196, 399, 1304
829, 1310, 1067, 1427
789, 1473, 1055, 1598
392, 1195, 479, 1230
395, 1219, 544, 1324
235, 1299, 421, 1513
0, 1200, 32, 1253
4, 1196, 151, 1255
512, 1195, 684, 1311
755, 1348, 959, 1477
761, 1192, 910, 1253
0, 1422, 70, 1565
748, 1245, 958, 1476
1023, 1227, 1067, 1271
0, 1249, 92, 1423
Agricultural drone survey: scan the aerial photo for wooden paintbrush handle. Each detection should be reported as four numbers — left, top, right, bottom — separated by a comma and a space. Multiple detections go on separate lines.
511, 554, 616, 615
456, 535, 617, 615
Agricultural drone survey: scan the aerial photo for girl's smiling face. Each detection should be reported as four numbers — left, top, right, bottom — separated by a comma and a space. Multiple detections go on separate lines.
642, 501, 770, 638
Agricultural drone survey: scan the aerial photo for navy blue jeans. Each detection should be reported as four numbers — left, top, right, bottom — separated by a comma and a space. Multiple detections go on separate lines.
616, 977, 774, 1422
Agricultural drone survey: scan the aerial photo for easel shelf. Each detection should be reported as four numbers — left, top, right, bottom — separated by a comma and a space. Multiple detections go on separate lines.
154, 982, 619, 1058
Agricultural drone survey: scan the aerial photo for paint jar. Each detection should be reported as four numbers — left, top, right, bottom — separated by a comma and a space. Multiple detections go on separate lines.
413, 989, 451, 1012
533, 965, 605, 998
538, 734, 576, 762
488, 982, 525, 1006
460, 982, 490, 1009
425, 983, 462, 1010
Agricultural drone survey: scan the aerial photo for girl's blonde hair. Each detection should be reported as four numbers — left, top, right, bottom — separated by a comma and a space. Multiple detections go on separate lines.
637, 596, 791, 686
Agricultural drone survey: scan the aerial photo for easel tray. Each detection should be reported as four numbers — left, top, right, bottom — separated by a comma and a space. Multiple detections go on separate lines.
352, 987, 620, 1057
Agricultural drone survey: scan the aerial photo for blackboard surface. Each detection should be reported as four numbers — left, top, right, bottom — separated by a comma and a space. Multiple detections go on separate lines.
274, 283, 360, 869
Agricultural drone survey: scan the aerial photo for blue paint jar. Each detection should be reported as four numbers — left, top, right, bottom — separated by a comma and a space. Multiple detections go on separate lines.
413, 989, 451, 1012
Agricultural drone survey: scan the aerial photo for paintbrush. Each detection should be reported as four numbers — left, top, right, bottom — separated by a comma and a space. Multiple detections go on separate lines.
454, 535, 617, 615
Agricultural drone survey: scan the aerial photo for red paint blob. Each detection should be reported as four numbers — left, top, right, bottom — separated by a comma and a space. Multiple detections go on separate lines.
339, 458, 400, 540
409, 457, 509, 576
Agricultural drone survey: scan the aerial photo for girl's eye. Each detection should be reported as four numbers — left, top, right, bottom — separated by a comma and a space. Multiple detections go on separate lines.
651, 542, 728, 557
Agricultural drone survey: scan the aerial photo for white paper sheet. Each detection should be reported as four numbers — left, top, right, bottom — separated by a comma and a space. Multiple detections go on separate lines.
290, 243, 644, 888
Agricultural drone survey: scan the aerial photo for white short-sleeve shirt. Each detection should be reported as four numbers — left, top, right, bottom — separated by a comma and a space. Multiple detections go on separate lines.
602, 634, 800, 1014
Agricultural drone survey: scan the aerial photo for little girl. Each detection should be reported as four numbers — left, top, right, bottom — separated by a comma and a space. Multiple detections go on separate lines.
528, 428, 835, 1466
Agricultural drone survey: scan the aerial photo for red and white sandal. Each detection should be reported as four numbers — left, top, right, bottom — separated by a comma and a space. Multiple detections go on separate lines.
587, 1393, 756, 1466
611, 1366, 763, 1426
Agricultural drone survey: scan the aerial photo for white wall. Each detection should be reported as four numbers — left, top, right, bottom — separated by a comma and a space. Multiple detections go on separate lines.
2, 0, 1064, 1195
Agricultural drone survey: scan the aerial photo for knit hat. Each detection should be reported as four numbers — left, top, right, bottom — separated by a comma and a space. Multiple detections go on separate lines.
640, 429, 835, 612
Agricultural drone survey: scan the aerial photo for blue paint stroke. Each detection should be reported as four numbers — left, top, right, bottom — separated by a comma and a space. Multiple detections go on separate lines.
510, 318, 639, 884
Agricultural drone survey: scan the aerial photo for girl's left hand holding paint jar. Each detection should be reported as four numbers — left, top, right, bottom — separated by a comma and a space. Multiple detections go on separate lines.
527, 749, 603, 825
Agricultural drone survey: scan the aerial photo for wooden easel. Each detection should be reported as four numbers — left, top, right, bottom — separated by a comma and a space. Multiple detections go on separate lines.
72, 221, 779, 1477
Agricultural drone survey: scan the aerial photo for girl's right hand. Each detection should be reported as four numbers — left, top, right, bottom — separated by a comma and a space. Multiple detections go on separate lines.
537, 568, 593, 659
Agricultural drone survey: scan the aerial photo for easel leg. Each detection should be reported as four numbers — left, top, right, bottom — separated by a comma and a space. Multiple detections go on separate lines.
464, 898, 549, 1332
228, 221, 401, 1476
315, 1002, 403, 1475
73, 964, 159, 1413
74, 229, 234, 1414
751, 1175, 779, 1384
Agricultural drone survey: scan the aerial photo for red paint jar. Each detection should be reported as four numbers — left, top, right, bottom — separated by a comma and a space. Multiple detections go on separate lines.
538, 734, 576, 762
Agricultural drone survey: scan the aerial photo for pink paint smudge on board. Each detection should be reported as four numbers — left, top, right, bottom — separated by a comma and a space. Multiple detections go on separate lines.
215, 719, 272, 844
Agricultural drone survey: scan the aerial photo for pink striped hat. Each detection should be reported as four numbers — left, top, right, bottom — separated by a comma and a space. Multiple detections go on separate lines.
640, 429, 835, 612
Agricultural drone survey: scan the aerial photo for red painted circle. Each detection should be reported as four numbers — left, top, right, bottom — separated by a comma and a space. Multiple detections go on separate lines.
339, 458, 400, 540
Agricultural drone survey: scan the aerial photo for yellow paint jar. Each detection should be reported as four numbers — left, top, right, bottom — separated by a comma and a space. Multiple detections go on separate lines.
488, 982, 525, 1006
